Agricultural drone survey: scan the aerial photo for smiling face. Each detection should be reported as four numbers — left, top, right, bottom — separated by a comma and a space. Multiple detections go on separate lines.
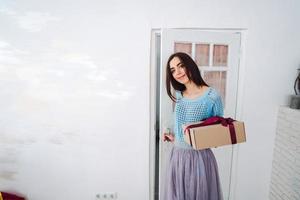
169, 56, 190, 85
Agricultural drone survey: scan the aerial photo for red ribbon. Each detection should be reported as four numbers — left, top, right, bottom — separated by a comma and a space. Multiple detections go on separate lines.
0, 192, 25, 200
184, 116, 237, 144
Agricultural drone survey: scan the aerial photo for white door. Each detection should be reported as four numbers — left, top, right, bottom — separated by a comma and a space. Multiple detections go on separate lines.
159, 29, 241, 200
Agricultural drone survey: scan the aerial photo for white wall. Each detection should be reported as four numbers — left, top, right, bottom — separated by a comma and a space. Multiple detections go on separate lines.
0, 0, 299, 200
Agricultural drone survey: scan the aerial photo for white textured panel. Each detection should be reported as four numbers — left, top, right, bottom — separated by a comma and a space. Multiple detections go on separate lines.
269, 106, 300, 200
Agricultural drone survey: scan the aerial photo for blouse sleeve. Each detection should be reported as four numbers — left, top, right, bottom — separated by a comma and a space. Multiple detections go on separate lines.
164, 90, 180, 134
212, 94, 224, 117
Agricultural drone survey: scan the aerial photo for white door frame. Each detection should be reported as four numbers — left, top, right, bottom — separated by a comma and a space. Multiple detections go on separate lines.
149, 28, 247, 200
149, 29, 161, 200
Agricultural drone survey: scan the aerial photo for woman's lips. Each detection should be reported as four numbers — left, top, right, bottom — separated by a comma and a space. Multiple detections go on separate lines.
177, 74, 186, 80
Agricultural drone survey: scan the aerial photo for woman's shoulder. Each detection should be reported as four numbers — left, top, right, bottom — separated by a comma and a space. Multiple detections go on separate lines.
174, 90, 183, 100
206, 87, 222, 102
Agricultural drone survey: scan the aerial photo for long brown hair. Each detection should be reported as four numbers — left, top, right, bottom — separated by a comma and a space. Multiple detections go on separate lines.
166, 52, 208, 102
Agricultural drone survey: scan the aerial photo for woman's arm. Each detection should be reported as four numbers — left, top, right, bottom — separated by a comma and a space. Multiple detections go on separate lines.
163, 132, 175, 142
212, 94, 224, 117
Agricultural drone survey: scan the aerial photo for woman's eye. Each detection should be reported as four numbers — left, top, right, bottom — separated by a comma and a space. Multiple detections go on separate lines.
171, 70, 175, 74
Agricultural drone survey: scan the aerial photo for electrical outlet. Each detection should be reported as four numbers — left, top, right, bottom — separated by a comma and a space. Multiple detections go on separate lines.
96, 192, 118, 200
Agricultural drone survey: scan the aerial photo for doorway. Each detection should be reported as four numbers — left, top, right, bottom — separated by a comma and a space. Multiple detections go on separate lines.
149, 28, 244, 200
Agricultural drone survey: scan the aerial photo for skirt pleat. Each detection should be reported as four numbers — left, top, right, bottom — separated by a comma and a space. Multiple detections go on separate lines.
164, 146, 223, 200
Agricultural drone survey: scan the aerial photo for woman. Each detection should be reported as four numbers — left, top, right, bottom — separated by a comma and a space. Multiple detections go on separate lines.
163, 52, 224, 200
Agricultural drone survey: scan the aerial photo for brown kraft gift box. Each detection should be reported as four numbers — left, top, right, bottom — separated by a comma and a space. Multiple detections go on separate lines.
183, 116, 246, 150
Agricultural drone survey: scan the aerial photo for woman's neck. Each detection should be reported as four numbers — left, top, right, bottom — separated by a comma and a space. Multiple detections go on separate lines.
184, 81, 202, 95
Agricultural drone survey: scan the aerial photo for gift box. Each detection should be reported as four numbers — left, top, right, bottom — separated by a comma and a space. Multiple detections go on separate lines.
183, 116, 246, 150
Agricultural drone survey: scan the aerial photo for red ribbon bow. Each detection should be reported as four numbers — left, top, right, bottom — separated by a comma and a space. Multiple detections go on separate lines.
184, 116, 237, 144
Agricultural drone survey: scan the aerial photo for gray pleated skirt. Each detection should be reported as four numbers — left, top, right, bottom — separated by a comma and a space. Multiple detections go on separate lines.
164, 146, 223, 200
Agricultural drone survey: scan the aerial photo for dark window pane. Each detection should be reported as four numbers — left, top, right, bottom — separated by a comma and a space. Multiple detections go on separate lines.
195, 44, 209, 66
213, 45, 228, 66
174, 43, 192, 56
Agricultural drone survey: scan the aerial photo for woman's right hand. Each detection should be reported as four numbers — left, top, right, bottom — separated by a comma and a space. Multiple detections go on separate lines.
163, 133, 175, 142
